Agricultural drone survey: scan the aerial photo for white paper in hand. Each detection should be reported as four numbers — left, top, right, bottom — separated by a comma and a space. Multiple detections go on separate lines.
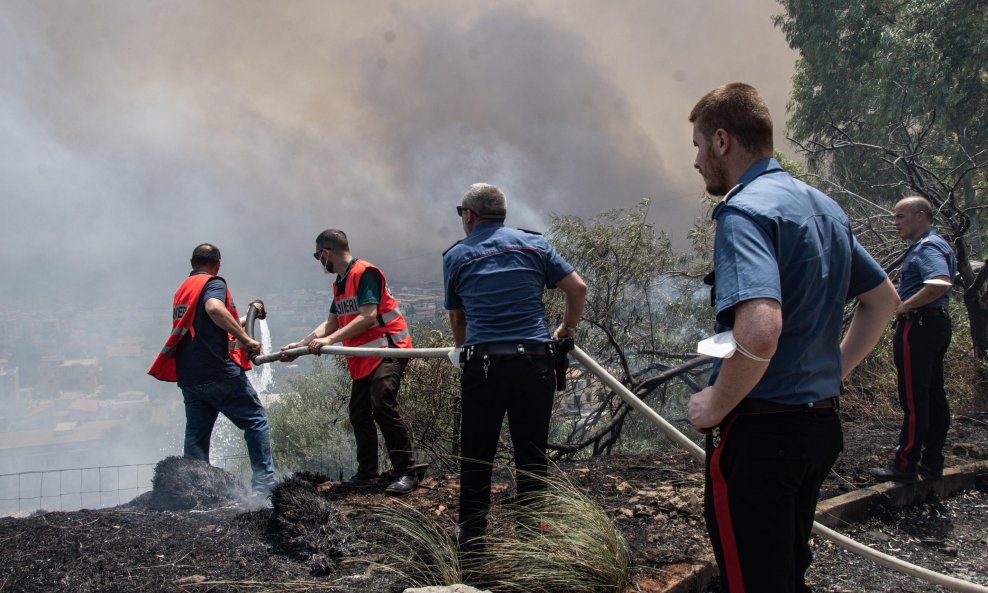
697, 331, 737, 358
447, 347, 462, 367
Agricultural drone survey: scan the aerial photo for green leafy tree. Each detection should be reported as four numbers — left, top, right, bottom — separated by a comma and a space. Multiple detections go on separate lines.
775, 0, 988, 361
545, 200, 713, 457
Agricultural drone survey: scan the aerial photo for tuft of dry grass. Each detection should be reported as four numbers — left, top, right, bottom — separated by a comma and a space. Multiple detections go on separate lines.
374, 469, 630, 593
479, 474, 630, 593
373, 499, 462, 588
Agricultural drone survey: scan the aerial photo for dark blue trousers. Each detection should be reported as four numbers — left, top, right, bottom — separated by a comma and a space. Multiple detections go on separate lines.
458, 354, 555, 538
704, 407, 842, 593
892, 315, 952, 474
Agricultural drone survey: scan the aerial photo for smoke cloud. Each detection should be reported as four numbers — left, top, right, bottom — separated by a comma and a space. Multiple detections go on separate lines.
0, 0, 797, 502
0, 0, 795, 305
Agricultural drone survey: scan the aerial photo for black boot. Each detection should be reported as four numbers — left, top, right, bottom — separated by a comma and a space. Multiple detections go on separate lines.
869, 464, 918, 483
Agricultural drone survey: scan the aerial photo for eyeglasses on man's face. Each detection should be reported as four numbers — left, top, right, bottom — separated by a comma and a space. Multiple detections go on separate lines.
456, 205, 477, 217
313, 247, 330, 260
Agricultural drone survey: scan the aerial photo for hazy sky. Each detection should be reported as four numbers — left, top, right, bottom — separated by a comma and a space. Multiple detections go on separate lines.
0, 0, 797, 308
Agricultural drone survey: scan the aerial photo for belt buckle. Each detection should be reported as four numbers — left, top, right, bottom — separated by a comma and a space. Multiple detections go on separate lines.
516, 344, 525, 355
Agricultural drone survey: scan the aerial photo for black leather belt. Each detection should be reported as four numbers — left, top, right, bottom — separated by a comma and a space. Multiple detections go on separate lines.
913, 306, 948, 317
733, 396, 839, 414
465, 342, 553, 360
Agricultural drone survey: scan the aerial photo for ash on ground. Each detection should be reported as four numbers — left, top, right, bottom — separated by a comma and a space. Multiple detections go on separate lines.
270, 473, 357, 575
139, 456, 247, 511
0, 417, 985, 593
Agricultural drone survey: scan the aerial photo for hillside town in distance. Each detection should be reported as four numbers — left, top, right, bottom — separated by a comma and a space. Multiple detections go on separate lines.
0, 281, 446, 480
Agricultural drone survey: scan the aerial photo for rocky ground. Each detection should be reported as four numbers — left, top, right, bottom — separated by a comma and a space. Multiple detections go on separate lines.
0, 413, 985, 593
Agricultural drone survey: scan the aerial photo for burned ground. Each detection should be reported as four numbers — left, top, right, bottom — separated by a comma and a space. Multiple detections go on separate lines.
0, 415, 985, 593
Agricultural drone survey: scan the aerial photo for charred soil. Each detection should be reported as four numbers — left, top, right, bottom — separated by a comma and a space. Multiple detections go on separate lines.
1, 415, 986, 593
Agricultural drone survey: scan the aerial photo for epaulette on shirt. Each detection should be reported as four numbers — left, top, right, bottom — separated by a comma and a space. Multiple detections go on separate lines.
517, 228, 543, 235
442, 239, 463, 256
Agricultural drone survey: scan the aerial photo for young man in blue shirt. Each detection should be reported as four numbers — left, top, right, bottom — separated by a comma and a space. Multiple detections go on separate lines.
687, 83, 899, 593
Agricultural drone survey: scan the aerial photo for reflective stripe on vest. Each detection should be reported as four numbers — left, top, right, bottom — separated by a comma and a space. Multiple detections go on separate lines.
334, 259, 412, 379
148, 274, 252, 382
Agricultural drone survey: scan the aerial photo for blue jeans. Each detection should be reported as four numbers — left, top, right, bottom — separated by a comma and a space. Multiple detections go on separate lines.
181, 373, 276, 492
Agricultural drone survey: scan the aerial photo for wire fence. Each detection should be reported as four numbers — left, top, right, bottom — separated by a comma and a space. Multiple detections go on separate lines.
0, 462, 156, 517
0, 449, 359, 517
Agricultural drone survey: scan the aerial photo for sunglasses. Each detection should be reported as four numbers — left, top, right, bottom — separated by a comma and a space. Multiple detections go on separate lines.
313, 247, 330, 260
456, 205, 477, 217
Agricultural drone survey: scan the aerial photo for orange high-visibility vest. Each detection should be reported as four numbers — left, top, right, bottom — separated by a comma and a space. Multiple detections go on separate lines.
334, 260, 412, 379
148, 273, 252, 382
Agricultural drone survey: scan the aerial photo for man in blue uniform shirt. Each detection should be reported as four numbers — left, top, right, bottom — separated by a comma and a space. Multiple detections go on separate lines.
871, 196, 956, 483
443, 183, 586, 554
686, 83, 898, 593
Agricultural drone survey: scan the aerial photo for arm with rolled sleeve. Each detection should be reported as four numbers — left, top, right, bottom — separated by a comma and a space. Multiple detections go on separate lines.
689, 297, 781, 430
897, 240, 953, 316
552, 271, 587, 339
202, 279, 260, 354
542, 242, 584, 339
444, 250, 467, 346
841, 236, 900, 377
688, 209, 781, 430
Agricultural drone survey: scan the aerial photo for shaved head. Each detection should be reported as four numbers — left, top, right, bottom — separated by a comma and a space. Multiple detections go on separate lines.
896, 196, 933, 221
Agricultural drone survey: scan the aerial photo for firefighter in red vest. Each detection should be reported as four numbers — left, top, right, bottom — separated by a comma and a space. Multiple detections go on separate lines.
149, 243, 276, 494
281, 229, 418, 495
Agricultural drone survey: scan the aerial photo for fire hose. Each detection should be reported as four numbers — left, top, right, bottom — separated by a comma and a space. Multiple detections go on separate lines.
243, 304, 987, 593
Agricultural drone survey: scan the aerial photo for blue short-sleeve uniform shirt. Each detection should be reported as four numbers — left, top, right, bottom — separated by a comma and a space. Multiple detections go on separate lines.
443, 221, 574, 346
708, 158, 887, 404
896, 229, 956, 309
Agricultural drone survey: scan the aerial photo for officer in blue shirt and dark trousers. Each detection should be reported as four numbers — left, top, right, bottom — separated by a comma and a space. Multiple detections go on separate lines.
443, 183, 587, 558
871, 196, 956, 483
686, 84, 899, 593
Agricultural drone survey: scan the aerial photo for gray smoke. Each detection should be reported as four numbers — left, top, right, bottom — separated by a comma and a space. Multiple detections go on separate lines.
0, 0, 795, 305
0, 0, 796, 505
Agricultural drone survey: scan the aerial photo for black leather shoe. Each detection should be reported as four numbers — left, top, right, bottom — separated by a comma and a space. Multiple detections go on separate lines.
869, 464, 918, 483
346, 473, 379, 486
917, 461, 943, 480
384, 474, 418, 495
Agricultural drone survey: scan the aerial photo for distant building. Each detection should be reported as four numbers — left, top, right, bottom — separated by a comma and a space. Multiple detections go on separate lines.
105, 336, 144, 358
103, 336, 148, 395
37, 359, 100, 395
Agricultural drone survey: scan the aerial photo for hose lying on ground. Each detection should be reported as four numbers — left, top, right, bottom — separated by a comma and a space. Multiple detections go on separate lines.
568, 345, 988, 593
241, 311, 987, 593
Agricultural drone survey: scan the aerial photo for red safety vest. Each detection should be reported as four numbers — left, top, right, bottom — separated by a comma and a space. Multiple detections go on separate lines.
334, 260, 412, 379
148, 273, 252, 382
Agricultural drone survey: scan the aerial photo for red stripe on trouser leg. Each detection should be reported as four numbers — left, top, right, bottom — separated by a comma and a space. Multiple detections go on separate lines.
897, 320, 916, 472
710, 417, 745, 593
